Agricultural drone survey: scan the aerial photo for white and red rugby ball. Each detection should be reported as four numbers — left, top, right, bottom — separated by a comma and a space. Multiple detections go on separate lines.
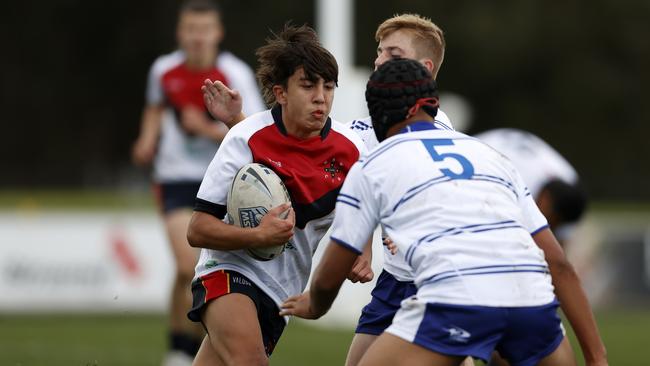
227, 163, 292, 261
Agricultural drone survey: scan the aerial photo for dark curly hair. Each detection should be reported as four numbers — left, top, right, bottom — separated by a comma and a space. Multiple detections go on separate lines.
255, 24, 338, 106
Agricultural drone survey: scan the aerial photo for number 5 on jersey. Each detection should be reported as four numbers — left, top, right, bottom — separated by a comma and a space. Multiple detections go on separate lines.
421, 139, 474, 179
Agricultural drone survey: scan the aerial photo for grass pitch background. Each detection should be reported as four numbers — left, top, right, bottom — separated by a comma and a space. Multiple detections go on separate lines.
0, 310, 648, 365
1, 191, 648, 365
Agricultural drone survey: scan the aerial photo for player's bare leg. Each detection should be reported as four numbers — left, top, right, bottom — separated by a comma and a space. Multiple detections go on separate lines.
536, 336, 577, 366
345, 333, 378, 366
460, 357, 475, 366
194, 293, 268, 366
193, 336, 226, 366
357, 333, 465, 366
165, 209, 204, 348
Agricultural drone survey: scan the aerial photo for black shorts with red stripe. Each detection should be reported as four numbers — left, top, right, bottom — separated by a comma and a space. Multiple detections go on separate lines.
187, 270, 286, 356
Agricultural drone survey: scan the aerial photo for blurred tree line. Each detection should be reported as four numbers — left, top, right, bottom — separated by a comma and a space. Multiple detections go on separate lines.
1, 0, 648, 200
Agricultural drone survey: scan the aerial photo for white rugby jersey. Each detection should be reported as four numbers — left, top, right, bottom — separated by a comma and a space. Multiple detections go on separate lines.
194, 106, 366, 309
348, 109, 453, 281
331, 122, 555, 307
146, 50, 266, 183
474, 128, 578, 198
348, 109, 453, 151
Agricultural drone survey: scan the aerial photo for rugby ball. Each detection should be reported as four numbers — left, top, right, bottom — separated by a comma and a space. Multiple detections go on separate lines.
227, 163, 292, 261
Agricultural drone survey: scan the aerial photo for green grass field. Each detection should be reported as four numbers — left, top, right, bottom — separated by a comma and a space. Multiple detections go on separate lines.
1, 192, 648, 365
0, 309, 647, 366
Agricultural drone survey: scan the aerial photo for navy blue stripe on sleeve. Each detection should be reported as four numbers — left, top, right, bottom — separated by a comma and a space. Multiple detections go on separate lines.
531, 224, 549, 236
331, 236, 363, 255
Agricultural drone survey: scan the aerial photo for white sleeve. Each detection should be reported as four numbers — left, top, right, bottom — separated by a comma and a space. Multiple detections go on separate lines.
145, 59, 163, 105
197, 128, 253, 206
329, 161, 380, 254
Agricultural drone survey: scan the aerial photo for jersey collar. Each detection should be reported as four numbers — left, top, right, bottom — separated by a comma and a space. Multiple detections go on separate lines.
398, 121, 439, 135
271, 105, 332, 140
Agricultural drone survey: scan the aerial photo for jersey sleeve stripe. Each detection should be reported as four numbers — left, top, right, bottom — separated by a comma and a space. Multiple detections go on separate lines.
336, 198, 361, 210
330, 236, 363, 255
338, 193, 361, 203
530, 224, 550, 236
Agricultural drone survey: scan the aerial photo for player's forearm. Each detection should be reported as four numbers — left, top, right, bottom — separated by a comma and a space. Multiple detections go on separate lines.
309, 278, 342, 318
362, 237, 373, 261
551, 261, 607, 363
533, 229, 607, 363
309, 243, 360, 317
203, 122, 229, 142
139, 106, 163, 141
187, 211, 263, 251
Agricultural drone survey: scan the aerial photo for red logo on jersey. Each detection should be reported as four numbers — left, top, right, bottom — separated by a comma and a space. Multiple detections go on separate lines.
323, 158, 343, 181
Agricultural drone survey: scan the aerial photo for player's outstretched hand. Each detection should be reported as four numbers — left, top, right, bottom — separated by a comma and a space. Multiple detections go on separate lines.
280, 292, 320, 319
256, 203, 295, 247
383, 237, 398, 255
202, 79, 243, 127
347, 255, 374, 283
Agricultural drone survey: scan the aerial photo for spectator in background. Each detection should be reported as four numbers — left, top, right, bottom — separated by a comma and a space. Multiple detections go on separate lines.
131, 1, 264, 365
475, 128, 588, 245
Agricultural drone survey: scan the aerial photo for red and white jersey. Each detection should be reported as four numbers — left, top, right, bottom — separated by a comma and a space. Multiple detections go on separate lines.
331, 123, 554, 307
194, 106, 366, 308
145, 50, 265, 183
474, 129, 578, 198
347, 109, 453, 151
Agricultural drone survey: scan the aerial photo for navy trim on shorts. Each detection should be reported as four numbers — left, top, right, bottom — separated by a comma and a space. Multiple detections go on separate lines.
355, 270, 417, 335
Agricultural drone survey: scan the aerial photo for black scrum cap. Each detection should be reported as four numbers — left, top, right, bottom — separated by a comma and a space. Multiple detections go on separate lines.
365, 58, 439, 142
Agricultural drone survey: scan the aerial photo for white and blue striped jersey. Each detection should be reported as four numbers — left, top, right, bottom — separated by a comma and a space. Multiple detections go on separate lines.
348, 110, 454, 281
331, 122, 555, 307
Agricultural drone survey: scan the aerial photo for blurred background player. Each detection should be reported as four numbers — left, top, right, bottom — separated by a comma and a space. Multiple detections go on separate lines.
475, 128, 587, 245
131, 0, 264, 364
281, 58, 607, 366
185, 25, 366, 365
